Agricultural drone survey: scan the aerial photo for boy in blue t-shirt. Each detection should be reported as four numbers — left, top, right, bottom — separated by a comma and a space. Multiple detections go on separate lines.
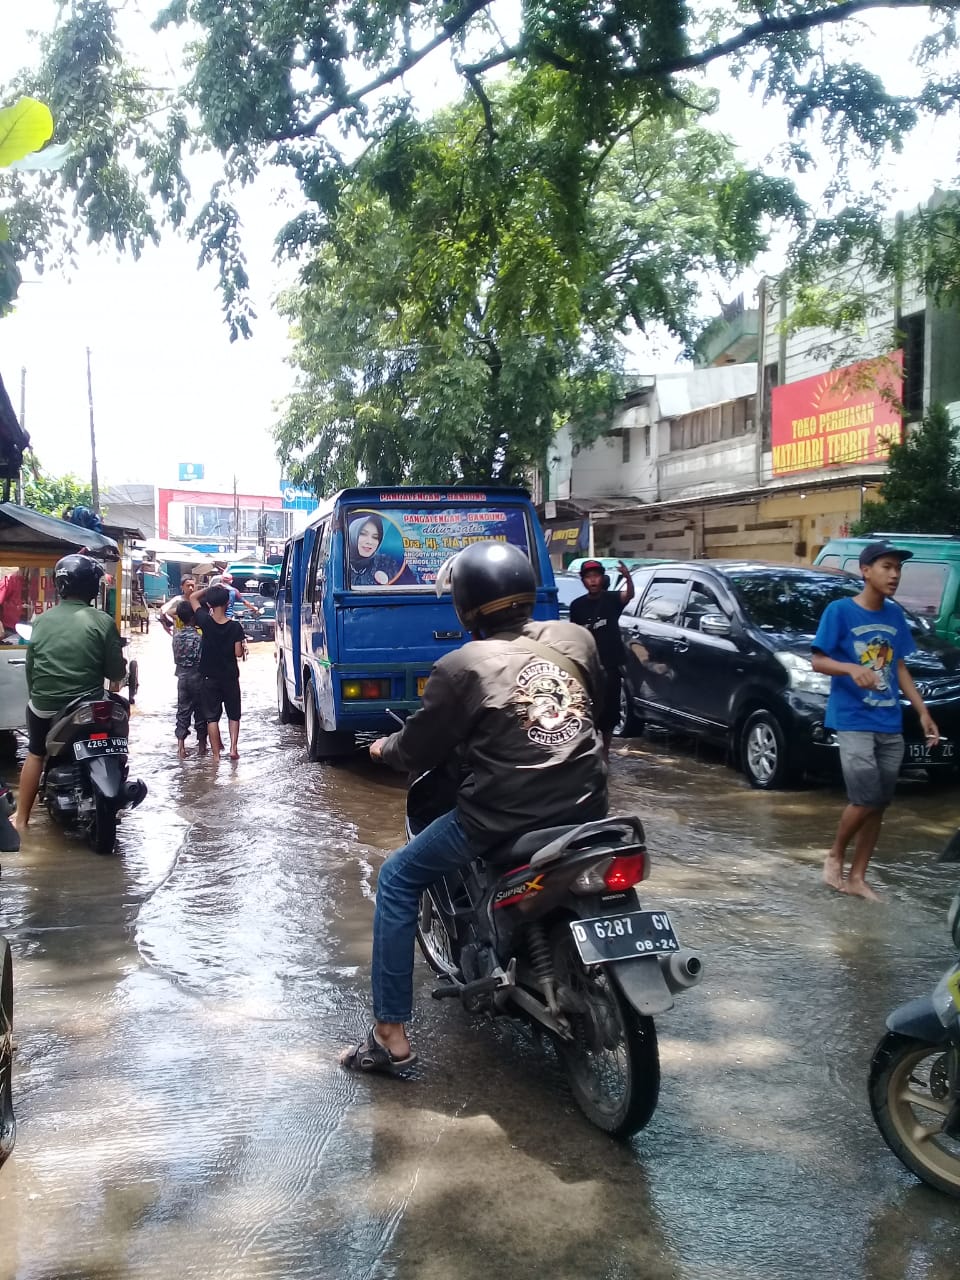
812, 542, 939, 899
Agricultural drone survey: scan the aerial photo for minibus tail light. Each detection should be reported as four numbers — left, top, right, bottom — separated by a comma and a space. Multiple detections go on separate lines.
342, 679, 391, 700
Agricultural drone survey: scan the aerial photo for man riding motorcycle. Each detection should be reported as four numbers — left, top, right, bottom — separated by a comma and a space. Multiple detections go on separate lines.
340, 541, 607, 1075
14, 554, 126, 834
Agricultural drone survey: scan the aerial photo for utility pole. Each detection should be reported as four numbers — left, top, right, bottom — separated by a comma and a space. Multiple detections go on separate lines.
17, 367, 25, 504
232, 474, 239, 553
86, 347, 100, 513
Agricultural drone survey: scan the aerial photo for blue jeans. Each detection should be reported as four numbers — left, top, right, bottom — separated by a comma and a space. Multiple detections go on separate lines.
372, 809, 472, 1024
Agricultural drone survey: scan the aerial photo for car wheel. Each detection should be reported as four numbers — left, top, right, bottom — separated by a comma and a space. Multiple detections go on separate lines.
615, 681, 644, 738
741, 709, 791, 789
304, 683, 354, 761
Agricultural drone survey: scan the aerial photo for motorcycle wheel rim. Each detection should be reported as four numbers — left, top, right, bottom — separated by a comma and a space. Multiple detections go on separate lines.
417, 893, 459, 978
554, 937, 631, 1122
886, 1044, 960, 1190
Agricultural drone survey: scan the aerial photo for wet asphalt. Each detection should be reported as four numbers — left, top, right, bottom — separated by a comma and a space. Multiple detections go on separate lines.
0, 630, 959, 1279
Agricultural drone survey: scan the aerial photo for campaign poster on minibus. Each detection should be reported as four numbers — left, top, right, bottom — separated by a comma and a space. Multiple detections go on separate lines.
345, 506, 530, 587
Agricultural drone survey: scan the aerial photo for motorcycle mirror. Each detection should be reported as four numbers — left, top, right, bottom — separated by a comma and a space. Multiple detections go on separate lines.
939, 829, 960, 863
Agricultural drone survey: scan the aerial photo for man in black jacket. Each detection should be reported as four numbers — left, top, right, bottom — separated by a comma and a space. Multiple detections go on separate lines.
569, 559, 635, 758
340, 542, 606, 1076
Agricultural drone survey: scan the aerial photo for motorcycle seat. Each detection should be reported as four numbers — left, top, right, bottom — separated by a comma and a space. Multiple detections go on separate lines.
484, 824, 579, 865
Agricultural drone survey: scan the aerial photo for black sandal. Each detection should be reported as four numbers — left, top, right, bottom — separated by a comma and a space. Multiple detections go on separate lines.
339, 1027, 418, 1075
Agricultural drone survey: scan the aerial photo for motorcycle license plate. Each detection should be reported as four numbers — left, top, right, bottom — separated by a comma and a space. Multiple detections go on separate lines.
73, 737, 127, 759
905, 739, 954, 763
569, 910, 679, 966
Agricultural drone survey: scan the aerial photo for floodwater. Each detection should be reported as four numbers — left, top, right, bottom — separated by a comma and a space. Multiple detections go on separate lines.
0, 630, 959, 1279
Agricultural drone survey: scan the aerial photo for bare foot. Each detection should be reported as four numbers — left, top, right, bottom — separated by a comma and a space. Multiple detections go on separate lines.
211, 750, 221, 763
823, 852, 844, 890
177, 743, 187, 759
843, 877, 880, 901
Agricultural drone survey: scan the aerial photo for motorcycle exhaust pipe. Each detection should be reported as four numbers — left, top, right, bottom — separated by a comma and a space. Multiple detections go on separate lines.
659, 948, 704, 993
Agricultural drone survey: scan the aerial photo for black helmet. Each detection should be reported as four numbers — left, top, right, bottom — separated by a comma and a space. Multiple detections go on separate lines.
436, 541, 536, 633
54, 553, 104, 602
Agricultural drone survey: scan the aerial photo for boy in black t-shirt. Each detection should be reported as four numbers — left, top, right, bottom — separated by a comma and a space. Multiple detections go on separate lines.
569, 559, 635, 758
188, 583, 246, 762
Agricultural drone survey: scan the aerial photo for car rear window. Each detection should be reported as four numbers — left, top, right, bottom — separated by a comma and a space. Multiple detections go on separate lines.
730, 573, 858, 634
345, 505, 532, 590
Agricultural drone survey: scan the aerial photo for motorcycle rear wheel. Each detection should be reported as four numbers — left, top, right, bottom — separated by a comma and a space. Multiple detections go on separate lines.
90, 794, 119, 856
416, 891, 462, 980
869, 1031, 960, 1198
552, 925, 659, 1137
0, 938, 15, 1167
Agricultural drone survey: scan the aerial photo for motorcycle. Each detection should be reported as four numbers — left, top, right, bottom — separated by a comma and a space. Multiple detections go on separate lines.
408, 767, 703, 1137
869, 831, 960, 1196
41, 692, 147, 855
0, 784, 18, 1169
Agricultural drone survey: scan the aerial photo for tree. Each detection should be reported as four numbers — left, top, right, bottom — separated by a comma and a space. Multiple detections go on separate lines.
276, 86, 801, 489
5, 2, 960, 326
21, 458, 94, 518
852, 403, 960, 534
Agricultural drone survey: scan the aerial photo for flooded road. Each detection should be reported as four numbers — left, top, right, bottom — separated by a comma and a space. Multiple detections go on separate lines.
1, 629, 959, 1278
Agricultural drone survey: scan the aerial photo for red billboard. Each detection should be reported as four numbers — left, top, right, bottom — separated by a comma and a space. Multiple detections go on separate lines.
770, 353, 903, 477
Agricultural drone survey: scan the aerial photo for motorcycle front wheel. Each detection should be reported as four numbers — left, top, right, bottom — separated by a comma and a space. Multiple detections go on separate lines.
415, 890, 462, 980
869, 1031, 960, 1198
0, 938, 15, 1167
551, 924, 659, 1137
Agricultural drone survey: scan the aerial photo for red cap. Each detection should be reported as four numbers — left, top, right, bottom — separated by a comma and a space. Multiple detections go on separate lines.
579, 560, 604, 578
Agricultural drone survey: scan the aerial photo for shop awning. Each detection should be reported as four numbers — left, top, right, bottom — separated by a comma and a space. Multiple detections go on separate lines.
0, 502, 119, 558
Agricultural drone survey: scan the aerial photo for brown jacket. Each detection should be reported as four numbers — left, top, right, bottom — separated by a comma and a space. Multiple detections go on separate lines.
380, 619, 607, 850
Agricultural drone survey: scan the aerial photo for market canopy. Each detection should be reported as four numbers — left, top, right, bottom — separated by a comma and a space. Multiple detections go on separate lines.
0, 502, 119, 558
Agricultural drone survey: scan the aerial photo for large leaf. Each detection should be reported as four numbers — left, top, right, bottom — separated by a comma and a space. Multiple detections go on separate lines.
0, 97, 55, 168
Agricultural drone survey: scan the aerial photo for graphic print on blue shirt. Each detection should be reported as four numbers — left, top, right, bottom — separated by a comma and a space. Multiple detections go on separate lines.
812, 597, 916, 733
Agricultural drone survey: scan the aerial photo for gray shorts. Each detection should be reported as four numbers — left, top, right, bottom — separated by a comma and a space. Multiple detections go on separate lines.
837, 731, 904, 807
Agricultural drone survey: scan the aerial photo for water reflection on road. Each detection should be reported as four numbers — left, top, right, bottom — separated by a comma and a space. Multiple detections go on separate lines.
0, 629, 958, 1278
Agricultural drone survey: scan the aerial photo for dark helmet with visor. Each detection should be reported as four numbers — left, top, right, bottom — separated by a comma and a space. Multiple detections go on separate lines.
54, 553, 105, 603
436, 541, 536, 633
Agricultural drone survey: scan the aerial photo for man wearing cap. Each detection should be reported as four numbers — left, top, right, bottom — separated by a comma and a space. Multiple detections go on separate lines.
812, 541, 939, 899
569, 559, 635, 758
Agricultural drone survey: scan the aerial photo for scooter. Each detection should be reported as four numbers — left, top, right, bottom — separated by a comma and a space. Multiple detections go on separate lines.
869, 832, 960, 1197
41, 692, 147, 855
0, 784, 18, 1169
408, 766, 703, 1137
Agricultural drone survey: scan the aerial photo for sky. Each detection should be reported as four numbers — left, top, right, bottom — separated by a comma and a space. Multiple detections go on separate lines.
1, 2, 958, 495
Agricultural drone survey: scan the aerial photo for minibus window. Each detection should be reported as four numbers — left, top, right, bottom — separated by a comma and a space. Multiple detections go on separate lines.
344, 505, 533, 590
306, 520, 329, 604
278, 543, 291, 589
898, 561, 948, 617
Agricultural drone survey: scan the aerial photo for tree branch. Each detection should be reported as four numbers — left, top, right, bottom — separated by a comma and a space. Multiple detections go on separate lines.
630, 0, 959, 78
287, 0, 494, 138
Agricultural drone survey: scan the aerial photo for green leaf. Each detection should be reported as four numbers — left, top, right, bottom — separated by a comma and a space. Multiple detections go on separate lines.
0, 97, 55, 168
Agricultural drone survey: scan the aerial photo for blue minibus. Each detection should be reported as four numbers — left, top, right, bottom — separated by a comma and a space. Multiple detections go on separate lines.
275, 487, 558, 759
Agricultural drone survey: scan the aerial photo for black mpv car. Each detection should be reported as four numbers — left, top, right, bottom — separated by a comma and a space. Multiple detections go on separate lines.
617, 561, 960, 789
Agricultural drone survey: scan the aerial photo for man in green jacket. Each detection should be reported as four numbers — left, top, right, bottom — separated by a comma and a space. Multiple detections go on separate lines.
15, 554, 126, 833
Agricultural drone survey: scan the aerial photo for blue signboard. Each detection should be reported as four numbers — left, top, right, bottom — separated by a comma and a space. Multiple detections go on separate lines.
178, 463, 204, 482
281, 479, 317, 511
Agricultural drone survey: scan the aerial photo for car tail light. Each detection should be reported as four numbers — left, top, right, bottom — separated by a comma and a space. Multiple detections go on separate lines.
603, 854, 647, 891
92, 701, 113, 724
342, 678, 390, 700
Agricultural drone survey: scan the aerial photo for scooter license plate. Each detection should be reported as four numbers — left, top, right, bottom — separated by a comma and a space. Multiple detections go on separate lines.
73, 737, 128, 759
569, 911, 680, 966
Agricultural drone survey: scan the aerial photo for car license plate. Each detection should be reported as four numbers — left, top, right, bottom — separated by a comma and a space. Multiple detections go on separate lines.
73, 737, 127, 759
569, 910, 680, 966
417, 676, 428, 696
905, 739, 954, 763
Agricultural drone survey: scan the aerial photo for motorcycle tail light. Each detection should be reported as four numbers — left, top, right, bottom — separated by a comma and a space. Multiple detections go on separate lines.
112, 703, 126, 723
92, 701, 113, 724
604, 854, 647, 891
75, 706, 94, 725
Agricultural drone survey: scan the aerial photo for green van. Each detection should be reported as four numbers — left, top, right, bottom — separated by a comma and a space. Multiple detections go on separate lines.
814, 534, 960, 642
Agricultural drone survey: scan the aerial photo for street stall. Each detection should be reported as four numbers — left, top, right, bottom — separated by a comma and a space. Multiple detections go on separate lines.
0, 502, 121, 732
